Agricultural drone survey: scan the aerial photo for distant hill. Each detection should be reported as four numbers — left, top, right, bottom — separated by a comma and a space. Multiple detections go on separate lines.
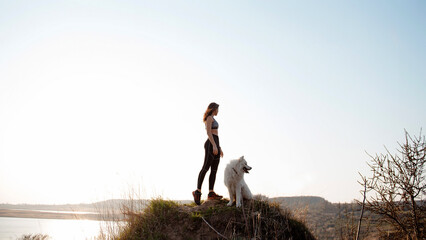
0, 199, 192, 211
0, 202, 94, 211
270, 196, 335, 210
0, 199, 192, 220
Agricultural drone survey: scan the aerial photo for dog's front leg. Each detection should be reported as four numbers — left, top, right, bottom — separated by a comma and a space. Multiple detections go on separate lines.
235, 184, 242, 208
227, 186, 234, 206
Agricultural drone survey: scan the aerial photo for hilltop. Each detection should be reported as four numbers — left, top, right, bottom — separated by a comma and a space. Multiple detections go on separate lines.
115, 198, 316, 240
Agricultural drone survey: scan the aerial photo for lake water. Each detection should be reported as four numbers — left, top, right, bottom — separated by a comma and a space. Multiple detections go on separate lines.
0, 217, 109, 240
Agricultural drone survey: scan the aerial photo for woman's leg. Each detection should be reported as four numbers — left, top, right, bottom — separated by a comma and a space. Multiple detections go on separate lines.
197, 140, 214, 190
207, 152, 222, 200
208, 136, 221, 191
208, 157, 220, 190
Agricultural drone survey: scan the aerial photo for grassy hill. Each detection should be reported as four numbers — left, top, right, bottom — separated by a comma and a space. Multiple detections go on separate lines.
113, 198, 316, 240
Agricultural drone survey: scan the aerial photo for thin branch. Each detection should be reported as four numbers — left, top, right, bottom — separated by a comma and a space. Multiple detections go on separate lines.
201, 216, 229, 240
356, 179, 367, 240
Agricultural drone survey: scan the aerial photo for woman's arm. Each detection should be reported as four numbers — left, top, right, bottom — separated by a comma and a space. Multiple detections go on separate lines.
206, 116, 218, 155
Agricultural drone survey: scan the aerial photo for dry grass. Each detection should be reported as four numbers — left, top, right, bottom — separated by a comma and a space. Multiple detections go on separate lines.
16, 234, 50, 240
104, 197, 316, 240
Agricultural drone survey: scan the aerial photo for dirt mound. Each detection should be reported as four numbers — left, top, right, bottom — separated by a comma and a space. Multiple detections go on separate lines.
118, 198, 316, 239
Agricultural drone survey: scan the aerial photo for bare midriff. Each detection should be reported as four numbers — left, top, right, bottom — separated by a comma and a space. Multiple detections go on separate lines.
211, 130, 218, 136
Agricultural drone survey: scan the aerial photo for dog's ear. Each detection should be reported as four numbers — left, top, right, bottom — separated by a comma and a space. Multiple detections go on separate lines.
239, 156, 244, 161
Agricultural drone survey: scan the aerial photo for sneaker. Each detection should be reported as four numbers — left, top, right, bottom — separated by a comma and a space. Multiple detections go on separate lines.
192, 190, 202, 205
208, 191, 223, 200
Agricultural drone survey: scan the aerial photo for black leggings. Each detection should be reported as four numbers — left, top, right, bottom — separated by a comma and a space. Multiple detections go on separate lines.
197, 135, 221, 190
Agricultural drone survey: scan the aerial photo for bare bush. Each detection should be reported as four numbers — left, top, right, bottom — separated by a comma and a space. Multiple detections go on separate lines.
358, 129, 425, 240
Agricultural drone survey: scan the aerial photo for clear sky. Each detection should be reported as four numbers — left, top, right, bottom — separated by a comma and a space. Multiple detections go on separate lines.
1, 0, 425, 204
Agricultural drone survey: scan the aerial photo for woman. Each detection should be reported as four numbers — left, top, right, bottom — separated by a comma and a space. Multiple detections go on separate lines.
192, 102, 224, 205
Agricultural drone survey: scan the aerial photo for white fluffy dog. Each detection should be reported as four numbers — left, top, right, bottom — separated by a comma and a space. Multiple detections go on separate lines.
224, 156, 252, 207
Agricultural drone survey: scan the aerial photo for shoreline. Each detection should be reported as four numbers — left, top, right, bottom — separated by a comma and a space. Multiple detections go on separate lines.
0, 209, 102, 221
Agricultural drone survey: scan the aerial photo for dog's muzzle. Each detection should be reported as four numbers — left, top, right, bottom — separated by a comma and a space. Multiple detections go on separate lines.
243, 166, 252, 173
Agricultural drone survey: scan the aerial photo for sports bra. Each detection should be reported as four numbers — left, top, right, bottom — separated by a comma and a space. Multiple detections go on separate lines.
211, 118, 219, 129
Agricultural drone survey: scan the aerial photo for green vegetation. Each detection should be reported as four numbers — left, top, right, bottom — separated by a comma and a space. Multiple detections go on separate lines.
116, 198, 315, 240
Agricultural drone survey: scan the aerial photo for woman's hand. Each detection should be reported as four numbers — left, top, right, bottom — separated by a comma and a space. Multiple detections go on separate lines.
213, 145, 218, 155
220, 149, 224, 158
